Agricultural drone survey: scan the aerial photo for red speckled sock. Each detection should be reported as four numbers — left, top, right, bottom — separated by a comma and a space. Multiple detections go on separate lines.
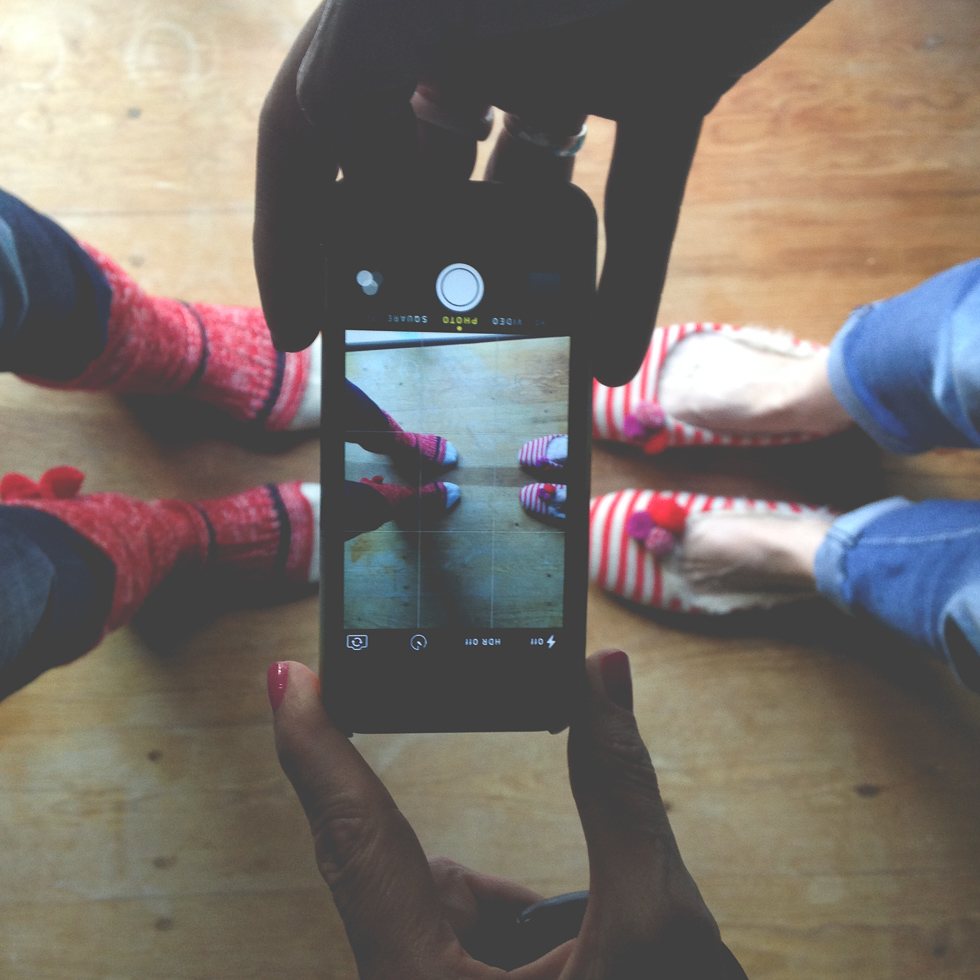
381, 413, 458, 467
0, 468, 318, 633
19, 246, 318, 431
359, 475, 460, 523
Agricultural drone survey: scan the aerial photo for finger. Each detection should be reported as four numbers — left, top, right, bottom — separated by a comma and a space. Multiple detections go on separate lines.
594, 112, 702, 387
483, 113, 587, 185
270, 661, 458, 976
254, 5, 335, 353
429, 856, 544, 939
295, 0, 427, 182
563, 650, 721, 974
255, 3, 427, 353
412, 79, 487, 180
428, 856, 549, 969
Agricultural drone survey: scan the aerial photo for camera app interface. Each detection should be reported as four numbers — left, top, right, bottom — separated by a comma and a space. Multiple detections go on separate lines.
343, 290, 572, 656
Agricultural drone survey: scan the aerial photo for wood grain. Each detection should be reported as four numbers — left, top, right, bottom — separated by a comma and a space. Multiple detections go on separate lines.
0, 0, 979, 978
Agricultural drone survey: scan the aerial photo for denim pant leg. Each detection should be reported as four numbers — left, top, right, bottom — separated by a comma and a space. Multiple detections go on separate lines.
827, 258, 980, 453
0, 507, 114, 699
344, 480, 394, 541
0, 187, 111, 379
815, 498, 980, 691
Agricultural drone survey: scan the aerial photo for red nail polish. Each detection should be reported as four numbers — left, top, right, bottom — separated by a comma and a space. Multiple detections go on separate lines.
267, 662, 289, 711
598, 650, 632, 711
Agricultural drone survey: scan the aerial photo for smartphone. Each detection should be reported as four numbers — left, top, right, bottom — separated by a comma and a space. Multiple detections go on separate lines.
323, 179, 596, 734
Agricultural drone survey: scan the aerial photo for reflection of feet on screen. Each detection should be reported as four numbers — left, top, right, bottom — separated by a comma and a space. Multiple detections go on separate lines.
383, 413, 460, 471
361, 475, 461, 524
520, 482, 566, 522
518, 434, 567, 475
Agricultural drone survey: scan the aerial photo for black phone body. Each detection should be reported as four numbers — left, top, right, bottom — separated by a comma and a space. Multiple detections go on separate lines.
323, 179, 596, 734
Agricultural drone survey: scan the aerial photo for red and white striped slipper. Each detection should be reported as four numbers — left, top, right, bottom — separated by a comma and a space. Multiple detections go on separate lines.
592, 322, 830, 453
518, 435, 567, 474
520, 483, 567, 521
589, 489, 835, 614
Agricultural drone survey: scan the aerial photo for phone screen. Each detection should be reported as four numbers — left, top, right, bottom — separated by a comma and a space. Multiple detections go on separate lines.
324, 181, 595, 733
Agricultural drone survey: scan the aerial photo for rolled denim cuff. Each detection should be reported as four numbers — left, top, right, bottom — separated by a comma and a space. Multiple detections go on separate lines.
941, 585, 980, 693
0, 216, 30, 347
813, 496, 912, 613
827, 306, 922, 455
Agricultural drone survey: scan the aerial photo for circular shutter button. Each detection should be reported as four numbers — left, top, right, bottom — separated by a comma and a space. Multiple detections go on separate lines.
436, 263, 484, 312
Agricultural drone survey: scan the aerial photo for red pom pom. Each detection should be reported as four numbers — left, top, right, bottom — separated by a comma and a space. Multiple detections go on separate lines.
39, 466, 85, 500
0, 473, 41, 501
642, 429, 670, 455
648, 497, 688, 535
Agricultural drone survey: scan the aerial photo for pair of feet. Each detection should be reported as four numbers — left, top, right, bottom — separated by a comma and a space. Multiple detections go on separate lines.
3, 247, 327, 655
521, 324, 852, 611
355, 422, 462, 524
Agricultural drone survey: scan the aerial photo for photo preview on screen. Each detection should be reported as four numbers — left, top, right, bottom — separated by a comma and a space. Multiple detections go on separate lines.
343, 329, 571, 650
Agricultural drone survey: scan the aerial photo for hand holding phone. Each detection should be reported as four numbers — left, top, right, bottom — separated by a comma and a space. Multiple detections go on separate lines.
271, 653, 746, 976
324, 180, 596, 733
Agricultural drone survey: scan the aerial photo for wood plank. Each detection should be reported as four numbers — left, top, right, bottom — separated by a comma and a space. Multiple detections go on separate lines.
0, 0, 979, 977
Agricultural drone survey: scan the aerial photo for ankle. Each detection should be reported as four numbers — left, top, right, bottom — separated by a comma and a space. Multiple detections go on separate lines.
792, 348, 853, 434
195, 482, 316, 583
679, 514, 831, 593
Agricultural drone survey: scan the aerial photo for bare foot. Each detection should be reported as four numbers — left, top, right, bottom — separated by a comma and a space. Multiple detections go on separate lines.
677, 512, 833, 595
658, 330, 853, 437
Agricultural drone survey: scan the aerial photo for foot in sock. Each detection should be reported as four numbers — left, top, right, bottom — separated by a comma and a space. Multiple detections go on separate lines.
358, 475, 460, 525
0, 466, 320, 637
18, 247, 321, 432
363, 413, 459, 471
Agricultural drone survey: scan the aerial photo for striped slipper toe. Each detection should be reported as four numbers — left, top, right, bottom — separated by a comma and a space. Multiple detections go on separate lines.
589, 489, 834, 613
592, 322, 832, 454
518, 434, 567, 474
520, 483, 567, 522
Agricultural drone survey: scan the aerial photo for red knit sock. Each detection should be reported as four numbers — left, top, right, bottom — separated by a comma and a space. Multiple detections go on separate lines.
18, 247, 320, 431
359, 475, 460, 523
0, 467, 318, 633
374, 413, 459, 468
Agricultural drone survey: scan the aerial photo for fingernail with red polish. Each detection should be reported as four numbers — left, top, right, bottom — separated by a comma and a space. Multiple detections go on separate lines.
598, 650, 633, 711
267, 662, 289, 711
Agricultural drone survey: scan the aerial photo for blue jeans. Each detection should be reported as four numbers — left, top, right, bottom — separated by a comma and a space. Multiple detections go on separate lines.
0, 188, 111, 378
817, 259, 980, 690
0, 189, 115, 696
0, 507, 114, 699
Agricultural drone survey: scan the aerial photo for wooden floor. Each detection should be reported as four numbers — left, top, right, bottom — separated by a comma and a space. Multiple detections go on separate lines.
0, 1, 979, 977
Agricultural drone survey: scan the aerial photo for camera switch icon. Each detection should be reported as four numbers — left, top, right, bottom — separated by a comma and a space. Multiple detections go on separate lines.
346, 634, 369, 651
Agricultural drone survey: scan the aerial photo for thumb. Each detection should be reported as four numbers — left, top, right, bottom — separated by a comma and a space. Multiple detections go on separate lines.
269, 661, 456, 979
565, 650, 721, 975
